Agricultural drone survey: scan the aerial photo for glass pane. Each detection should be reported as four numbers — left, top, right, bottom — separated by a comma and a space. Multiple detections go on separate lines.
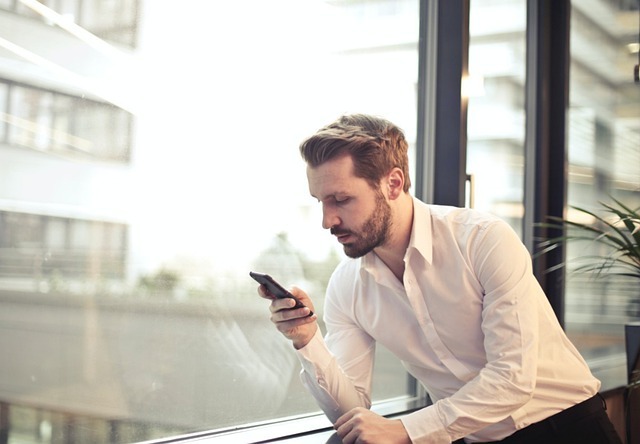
3, 80, 132, 162
51, 94, 74, 152
45, 217, 67, 249
0, 212, 44, 277
15, 1, 42, 18
80, 0, 138, 47
74, 101, 126, 160
56, 0, 80, 21
0, 0, 420, 442
467, 0, 527, 236
8, 86, 54, 152
565, 0, 640, 370
0, 81, 6, 141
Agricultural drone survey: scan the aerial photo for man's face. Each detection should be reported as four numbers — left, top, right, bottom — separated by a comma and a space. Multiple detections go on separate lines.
307, 155, 392, 258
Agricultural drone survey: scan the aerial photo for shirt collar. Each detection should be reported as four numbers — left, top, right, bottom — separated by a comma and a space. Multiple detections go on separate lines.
360, 196, 434, 273
407, 196, 433, 265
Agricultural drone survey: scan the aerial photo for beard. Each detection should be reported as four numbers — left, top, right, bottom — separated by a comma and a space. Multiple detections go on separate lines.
331, 189, 392, 259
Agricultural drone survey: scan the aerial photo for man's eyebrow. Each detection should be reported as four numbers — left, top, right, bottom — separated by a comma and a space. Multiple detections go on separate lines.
311, 193, 337, 202
318, 192, 352, 203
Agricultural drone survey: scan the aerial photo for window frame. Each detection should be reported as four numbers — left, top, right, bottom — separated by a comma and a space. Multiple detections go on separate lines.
1, 0, 631, 441
143, 0, 581, 441
141, 0, 472, 439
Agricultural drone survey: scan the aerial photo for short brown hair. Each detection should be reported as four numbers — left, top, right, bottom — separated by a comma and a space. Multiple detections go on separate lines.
299, 114, 411, 192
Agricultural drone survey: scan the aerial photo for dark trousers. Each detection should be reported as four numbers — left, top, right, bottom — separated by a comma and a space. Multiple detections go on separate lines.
454, 394, 622, 444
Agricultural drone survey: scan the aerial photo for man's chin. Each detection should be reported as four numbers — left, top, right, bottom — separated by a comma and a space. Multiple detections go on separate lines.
343, 243, 374, 259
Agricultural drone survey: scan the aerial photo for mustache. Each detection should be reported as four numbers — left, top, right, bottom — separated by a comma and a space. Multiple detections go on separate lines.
330, 227, 351, 236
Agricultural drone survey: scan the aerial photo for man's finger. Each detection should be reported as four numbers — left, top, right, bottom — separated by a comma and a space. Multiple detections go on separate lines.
256, 284, 275, 300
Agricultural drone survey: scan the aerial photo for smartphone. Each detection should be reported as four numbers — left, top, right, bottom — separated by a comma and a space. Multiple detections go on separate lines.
249, 271, 313, 316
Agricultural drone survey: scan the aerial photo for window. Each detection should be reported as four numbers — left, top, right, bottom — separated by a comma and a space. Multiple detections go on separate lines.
8, 85, 54, 151
0, 211, 127, 284
8, 0, 138, 48
0, 81, 7, 141
467, 0, 527, 235
5, 1, 633, 442
80, 0, 139, 47
564, 0, 640, 381
2, 80, 132, 162
467, 0, 640, 389
0, 1, 420, 442
73, 99, 131, 160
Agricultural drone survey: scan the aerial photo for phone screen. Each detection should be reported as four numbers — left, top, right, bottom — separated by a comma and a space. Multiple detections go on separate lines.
249, 271, 313, 316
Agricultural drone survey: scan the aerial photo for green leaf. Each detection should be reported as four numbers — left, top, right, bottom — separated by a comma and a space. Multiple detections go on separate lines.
535, 198, 640, 281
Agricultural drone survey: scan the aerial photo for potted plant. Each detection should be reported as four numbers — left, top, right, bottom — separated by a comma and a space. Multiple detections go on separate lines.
536, 198, 639, 280
536, 197, 639, 443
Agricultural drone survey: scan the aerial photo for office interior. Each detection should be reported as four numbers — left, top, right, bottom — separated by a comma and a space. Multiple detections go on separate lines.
0, 0, 639, 443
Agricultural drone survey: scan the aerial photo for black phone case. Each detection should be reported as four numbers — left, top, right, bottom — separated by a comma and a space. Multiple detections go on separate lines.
249, 271, 313, 315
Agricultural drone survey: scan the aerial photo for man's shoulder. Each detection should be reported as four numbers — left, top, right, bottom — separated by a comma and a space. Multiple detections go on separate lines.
327, 254, 380, 292
330, 256, 361, 281
325, 257, 363, 305
415, 200, 514, 248
422, 201, 504, 228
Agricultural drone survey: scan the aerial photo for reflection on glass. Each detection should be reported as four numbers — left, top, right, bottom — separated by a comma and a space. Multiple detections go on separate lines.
0, 0, 418, 442
467, 0, 527, 236
565, 0, 640, 365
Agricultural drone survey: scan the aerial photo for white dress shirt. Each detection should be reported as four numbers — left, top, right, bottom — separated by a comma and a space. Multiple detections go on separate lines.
296, 197, 600, 443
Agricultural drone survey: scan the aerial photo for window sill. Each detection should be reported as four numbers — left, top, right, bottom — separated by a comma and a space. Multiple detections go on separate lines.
139, 355, 628, 444
139, 397, 427, 444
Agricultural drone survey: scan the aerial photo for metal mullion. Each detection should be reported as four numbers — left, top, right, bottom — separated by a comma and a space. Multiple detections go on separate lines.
413, 0, 470, 401
416, 0, 469, 207
523, 0, 571, 325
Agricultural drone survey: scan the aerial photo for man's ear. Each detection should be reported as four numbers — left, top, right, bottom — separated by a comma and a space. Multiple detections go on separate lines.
386, 168, 404, 200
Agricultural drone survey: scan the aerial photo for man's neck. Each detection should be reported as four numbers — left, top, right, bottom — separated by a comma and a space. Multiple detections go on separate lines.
374, 194, 414, 282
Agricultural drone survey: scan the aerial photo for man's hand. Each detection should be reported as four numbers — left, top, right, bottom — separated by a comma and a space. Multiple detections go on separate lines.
334, 408, 411, 444
257, 285, 317, 349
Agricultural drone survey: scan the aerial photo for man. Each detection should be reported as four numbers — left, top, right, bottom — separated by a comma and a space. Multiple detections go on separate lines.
257, 114, 621, 443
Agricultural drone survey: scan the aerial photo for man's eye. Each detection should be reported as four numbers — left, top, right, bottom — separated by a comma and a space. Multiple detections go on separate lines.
336, 197, 350, 204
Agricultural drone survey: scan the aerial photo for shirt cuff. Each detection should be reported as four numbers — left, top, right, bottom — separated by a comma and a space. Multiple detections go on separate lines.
295, 328, 343, 422
296, 327, 333, 375
400, 404, 453, 444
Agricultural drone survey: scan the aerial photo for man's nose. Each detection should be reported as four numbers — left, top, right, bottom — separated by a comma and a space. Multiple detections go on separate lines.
322, 206, 340, 230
